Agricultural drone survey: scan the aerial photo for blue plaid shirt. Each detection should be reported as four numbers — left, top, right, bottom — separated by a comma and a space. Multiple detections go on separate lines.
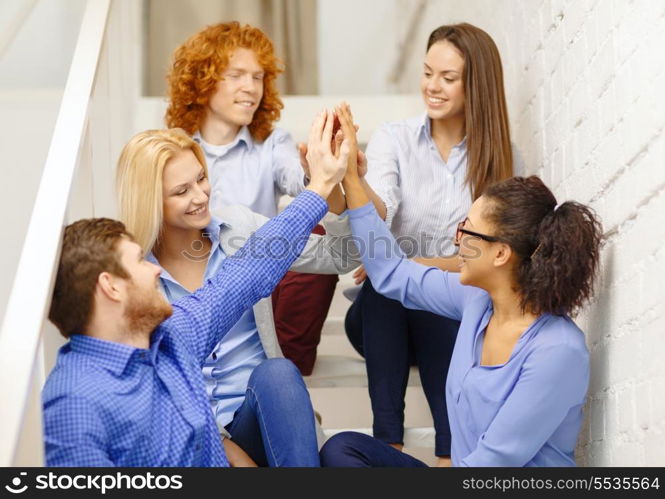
42, 191, 327, 467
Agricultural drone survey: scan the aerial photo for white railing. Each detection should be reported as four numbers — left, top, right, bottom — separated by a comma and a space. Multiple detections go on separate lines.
0, 0, 139, 466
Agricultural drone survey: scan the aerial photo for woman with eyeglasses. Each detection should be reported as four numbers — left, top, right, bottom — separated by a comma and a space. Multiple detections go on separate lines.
321, 106, 603, 467
342, 23, 520, 465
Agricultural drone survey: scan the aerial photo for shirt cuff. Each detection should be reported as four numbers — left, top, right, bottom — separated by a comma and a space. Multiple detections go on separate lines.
347, 201, 377, 219
321, 212, 351, 236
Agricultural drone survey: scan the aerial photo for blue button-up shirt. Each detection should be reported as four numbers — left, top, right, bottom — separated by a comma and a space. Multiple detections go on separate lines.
348, 202, 590, 467
146, 216, 266, 431
364, 114, 525, 256
194, 127, 305, 218
42, 191, 327, 467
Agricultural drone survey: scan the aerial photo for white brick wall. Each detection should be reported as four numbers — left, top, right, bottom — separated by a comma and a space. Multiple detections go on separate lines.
399, 0, 665, 466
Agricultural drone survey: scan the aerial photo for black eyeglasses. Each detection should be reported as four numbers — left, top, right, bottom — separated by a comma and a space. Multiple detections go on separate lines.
454, 218, 501, 247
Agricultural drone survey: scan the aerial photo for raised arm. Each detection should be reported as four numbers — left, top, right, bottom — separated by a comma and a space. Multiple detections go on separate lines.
338, 103, 467, 320
362, 120, 402, 224
172, 111, 349, 362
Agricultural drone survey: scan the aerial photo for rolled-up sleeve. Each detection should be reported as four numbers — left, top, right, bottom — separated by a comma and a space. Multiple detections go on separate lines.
271, 129, 306, 197
364, 125, 402, 228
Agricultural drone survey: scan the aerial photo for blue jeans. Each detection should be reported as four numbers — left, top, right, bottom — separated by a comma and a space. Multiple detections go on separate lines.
321, 431, 428, 467
345, 279, 459, 456
225, 358, 320, 467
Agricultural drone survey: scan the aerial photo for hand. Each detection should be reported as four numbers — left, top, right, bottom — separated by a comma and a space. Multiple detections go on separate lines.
305, 110, 350, 198
357, 149, 367, 178
300, 127, 364, 176
223, 438, 258, 467
335, 102, 360, 180
436, 456, 452, 467
352, 265, 367, 285
298, 143, 310, 180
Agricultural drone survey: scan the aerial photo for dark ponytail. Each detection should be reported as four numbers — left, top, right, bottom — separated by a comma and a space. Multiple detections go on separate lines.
484, 176, 603, 316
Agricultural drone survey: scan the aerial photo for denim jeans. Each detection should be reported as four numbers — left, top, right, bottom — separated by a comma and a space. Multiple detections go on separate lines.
320, 431, 428, 467
345, 279, 460, 456
225, 358, 320, 467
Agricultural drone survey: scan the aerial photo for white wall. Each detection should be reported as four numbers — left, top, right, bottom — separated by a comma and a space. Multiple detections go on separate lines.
0, 0, 86, 325
405, 0, 664, 466
317, 0, 401, 95
0, 0, 86, 89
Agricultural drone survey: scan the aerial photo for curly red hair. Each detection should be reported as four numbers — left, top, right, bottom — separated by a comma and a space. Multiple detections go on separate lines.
165, 22, 284, 142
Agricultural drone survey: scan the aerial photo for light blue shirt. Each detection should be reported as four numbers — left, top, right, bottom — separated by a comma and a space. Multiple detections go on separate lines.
364, 114, 471, 256
348, 202, 590, 467
194, 127, 306, 218
364, 114, 525, 256
147, 215, 266, 431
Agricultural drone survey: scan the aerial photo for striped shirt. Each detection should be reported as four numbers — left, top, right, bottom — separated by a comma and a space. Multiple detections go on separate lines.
364, 113, 524, 257
194, 127, 305, 218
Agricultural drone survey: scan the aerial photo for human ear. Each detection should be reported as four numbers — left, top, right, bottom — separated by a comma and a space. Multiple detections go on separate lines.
97, 272, 124, 303
493, 243, 513, 268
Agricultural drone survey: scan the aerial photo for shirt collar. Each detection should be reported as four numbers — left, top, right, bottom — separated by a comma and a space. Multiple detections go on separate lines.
145, 215, 230, 286
69, 334, 143, 375
193, 126, 255, 156
419, 113, 468, 150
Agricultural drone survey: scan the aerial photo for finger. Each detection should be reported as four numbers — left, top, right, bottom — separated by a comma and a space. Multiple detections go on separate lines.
355, 269, 367, 285
321, 109, 334, 152
337, 103, 356, 140
298, 143, 308, 163
353, 265, 364, 278
308, 110, 325, 148
357, 150, 366, 165
334, 129, 344, 155
337, 138, 351, 166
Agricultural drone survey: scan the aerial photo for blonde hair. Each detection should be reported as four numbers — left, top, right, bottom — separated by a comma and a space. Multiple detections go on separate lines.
116, 128, 208, 253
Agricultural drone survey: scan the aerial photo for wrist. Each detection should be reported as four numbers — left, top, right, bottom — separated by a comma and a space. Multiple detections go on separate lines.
305, 179, 335, 199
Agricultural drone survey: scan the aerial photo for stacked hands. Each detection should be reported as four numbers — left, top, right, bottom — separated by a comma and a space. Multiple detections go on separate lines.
301, 102, 366, 200
301, 103, 371, 284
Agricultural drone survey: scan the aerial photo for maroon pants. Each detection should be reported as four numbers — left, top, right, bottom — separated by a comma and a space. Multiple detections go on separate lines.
271, 225, 338, 375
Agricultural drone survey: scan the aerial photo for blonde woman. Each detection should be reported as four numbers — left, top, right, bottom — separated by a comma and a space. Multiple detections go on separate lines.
116, 127, 358, 467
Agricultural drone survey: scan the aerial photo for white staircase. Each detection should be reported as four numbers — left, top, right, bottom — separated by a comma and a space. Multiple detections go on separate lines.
305, 272, 438, 466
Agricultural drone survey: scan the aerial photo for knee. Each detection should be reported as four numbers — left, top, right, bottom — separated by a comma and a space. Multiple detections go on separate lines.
320, 432, 366, 467
249, 358, 302, 387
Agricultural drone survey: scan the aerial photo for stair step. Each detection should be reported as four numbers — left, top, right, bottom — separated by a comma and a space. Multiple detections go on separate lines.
320, 316, 346, 336
305, 355, 421, 388
309, 386, 433, 429
317, 334, 363, 359
323, 427, 435, 449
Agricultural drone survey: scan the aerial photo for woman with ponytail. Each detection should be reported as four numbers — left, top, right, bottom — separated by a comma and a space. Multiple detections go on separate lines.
342, 23, 520, 465
324, 112, 603, 466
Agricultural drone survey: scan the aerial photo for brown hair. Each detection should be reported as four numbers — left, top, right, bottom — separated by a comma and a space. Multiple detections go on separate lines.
165, 22, 284, 142
483, 176, 603, 317
427, 23, 513, 199
49, 218, 132, 338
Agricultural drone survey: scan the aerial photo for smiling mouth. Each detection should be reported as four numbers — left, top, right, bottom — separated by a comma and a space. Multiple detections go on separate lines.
186, 205, 207, 216
426, 96, 447, 105
235, 101, 256, 107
